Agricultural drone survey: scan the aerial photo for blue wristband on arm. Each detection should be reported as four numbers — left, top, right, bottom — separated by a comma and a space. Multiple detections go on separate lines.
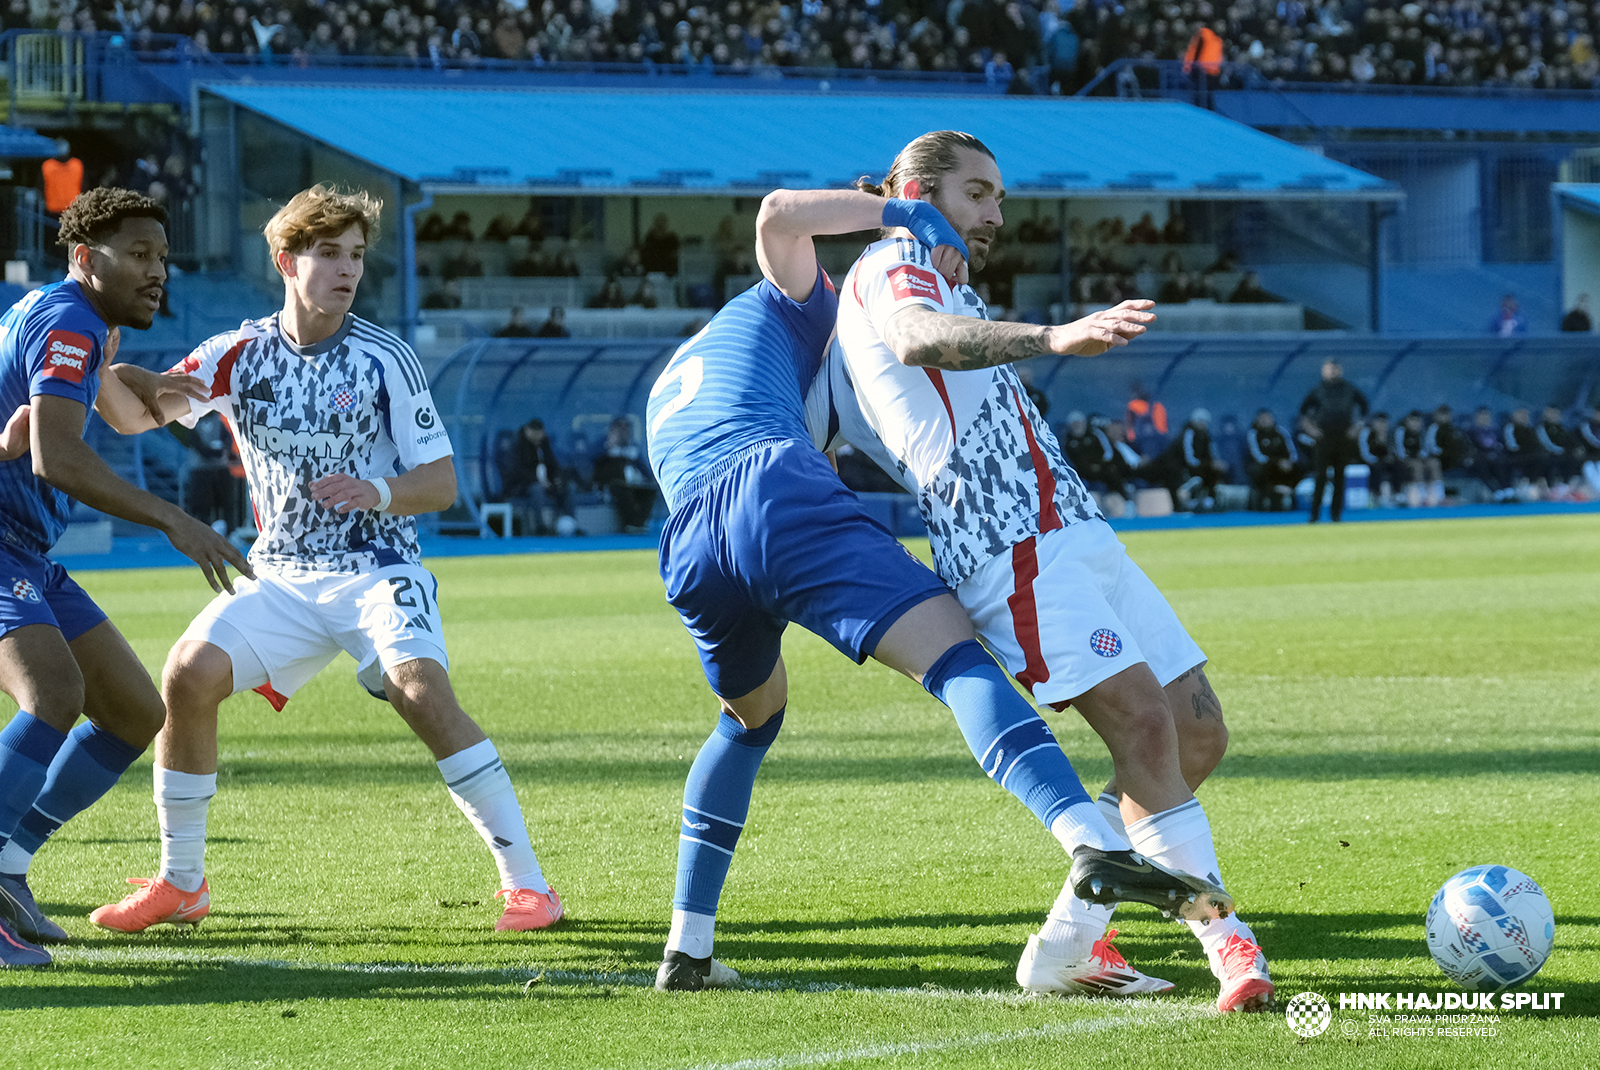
881, 198, 969, 260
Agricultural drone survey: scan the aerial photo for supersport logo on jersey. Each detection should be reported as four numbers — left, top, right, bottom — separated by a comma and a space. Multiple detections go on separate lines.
886, 265, 941, 302
40, 330, 93, 383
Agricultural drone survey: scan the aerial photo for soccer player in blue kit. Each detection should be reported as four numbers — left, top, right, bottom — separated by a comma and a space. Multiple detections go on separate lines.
644, 188, 1232, 991
0, 188, 250, 965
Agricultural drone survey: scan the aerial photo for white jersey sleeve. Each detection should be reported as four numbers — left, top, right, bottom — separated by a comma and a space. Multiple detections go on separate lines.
171, 324, 259, 428
371, 335, 454, 468
835, 238, 1100, 587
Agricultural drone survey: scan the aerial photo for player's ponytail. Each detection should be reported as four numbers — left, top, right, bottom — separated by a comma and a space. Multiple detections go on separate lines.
853, 175, 887, 198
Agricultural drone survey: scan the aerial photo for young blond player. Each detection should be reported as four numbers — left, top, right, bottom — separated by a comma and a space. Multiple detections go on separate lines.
89, 185, 562, 934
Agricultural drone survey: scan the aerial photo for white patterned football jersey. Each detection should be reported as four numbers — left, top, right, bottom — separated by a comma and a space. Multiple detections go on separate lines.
174, 313, 453, 573
826, 237, 1100, 587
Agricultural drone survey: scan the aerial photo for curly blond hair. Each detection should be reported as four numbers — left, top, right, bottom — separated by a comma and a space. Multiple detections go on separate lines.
264, 184, 383, 275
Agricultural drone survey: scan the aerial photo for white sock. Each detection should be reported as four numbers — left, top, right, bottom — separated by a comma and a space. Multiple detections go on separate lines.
1050, 800, 1125, 853
0, 836, 34, 873
1037, 883, 1115, 963
667, 909, 715, 958
1096, 791, 1128, 842
1125, 797, 1251, 957
155, 767, 216, 894
437, 739, 546, 893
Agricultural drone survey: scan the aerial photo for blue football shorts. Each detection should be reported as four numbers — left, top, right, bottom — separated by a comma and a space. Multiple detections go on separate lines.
658, 439, 951, 699
0, 542, 109, 643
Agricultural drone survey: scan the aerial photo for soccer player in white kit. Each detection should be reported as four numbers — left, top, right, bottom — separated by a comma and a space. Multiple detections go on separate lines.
816, 132, 1272, 1011
89, 185, 561, 934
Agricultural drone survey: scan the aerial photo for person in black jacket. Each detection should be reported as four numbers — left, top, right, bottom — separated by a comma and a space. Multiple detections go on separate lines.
1393, 409, 1441, 507
1462, 406, 1513, 502
500, 418, 574, 535
1536, 404, 1579, 486
1298, 360, 1370, 522
1502, 407, 1547, 491
1357, 412, 1397, 507
1150, 408, 1228, 511
1244, 409, 1300, 510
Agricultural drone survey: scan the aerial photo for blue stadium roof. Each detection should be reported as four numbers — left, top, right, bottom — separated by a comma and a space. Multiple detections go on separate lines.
0, 126, 65, 159
1554, 183, 1600, 219
206, 85, 1398, 200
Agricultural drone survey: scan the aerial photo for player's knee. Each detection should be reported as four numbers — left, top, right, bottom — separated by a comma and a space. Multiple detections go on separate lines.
162, 643, 233, 714
27, 669, 86, 727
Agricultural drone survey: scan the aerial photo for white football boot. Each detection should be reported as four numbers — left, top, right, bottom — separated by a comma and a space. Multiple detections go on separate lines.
1017, 929, 1176, 996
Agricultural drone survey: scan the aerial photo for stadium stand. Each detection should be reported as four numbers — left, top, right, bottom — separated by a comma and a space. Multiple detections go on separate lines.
10, 1, 1596, 91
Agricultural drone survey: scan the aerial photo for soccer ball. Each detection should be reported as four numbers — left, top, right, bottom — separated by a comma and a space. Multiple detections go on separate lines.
1425, 865, 1554, 991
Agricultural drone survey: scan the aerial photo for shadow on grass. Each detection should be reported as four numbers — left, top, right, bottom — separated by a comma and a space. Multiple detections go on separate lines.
1215, 747, 1600, 781
16, 908, 1591, 1013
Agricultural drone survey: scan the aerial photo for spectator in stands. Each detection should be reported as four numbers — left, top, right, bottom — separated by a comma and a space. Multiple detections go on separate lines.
1463, 406, 1513, 503
417, 211, 448, 242
442, 211, 477, 241
629, 278, 660, 309
1212, 413, 1246, 484
1059, 410, 1113, 491
547, 246, 581, 277
495, 306, 537, 338
1299, 359, 1369, 523
1393, 409, 1442, 508
1126, 212, 1161, 244
41, 146, 83, 215
501, 418, 574, 536
639, 213, 681, 276
1124, 383, 1168, 455
1149, 408, 1228, 512
1157, 270, 1196, 304
440, 242, 484, 280
1502, 406, 1547, 494
422, 280, 462, 310
1017, 366, 1048, 418
1581, 406, 1600, 496
589, 277, 628, 309
1425, 405, 1474, 502
1562, 294, 1592, 333
536, 305, 571, 338
1536, 404, 1580, 488
1358, 412, 1399, 507
1245, 408, 1300, 511
508, 244, 546, 277
1489, 293, 1527, 337
511, 202, 546, 243
482, 213, 519, 242
1163, 214, 1191, 245
1228, 271, 1276, 303
613, 246, 648, 278
592, 417, 656, 534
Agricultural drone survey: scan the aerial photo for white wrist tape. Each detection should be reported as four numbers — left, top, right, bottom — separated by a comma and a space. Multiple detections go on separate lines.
371, 477, 393, 513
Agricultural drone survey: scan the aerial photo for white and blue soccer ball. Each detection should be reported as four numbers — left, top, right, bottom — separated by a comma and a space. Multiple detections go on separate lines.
1425, 865, 1554, 992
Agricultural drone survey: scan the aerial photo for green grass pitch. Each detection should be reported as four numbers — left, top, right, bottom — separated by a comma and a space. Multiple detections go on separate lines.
3, 515, 1596, 1069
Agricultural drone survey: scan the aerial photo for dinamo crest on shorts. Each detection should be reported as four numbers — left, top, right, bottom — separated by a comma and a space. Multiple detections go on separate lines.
10, 578, 42, 603
1089, 628, 1123, 658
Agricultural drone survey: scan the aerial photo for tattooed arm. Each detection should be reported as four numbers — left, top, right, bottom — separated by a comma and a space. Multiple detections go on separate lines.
882, 299, 1155, 372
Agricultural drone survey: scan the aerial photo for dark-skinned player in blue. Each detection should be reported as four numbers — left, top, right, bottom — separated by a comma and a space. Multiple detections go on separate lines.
645, 186, 1231, 991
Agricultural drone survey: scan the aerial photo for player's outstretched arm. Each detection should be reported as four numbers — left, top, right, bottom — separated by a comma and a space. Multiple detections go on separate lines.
308, 456, 457, 516
30, 394, 253, 592
95, 361, 207, 433
882, 300, 1155, 372
0, 403, 29, 461
756, 190, 968, 302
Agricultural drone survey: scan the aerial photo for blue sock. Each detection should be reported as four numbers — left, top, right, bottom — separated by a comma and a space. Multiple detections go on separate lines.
673, 709, 785, 917
923, 640, 1091, 828
3, 721, 144, 869
0, 712, 69, 848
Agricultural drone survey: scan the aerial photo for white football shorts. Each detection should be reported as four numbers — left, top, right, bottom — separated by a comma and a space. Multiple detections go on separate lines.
179, 563, 448, 707
956, 519, 1204, 707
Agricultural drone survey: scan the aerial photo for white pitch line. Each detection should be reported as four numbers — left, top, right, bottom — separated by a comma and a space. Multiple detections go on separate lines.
665, 1007, 1204, 1070
51, 948, 1072, 1003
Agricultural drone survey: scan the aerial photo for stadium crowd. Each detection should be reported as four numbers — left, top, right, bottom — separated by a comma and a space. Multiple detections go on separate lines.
1046, 394, 1600, 518
10, 0, 1596, 91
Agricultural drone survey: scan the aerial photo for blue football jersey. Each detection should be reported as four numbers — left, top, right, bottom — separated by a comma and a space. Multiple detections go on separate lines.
646, 267, 838, 511
0, 280, 110, 553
